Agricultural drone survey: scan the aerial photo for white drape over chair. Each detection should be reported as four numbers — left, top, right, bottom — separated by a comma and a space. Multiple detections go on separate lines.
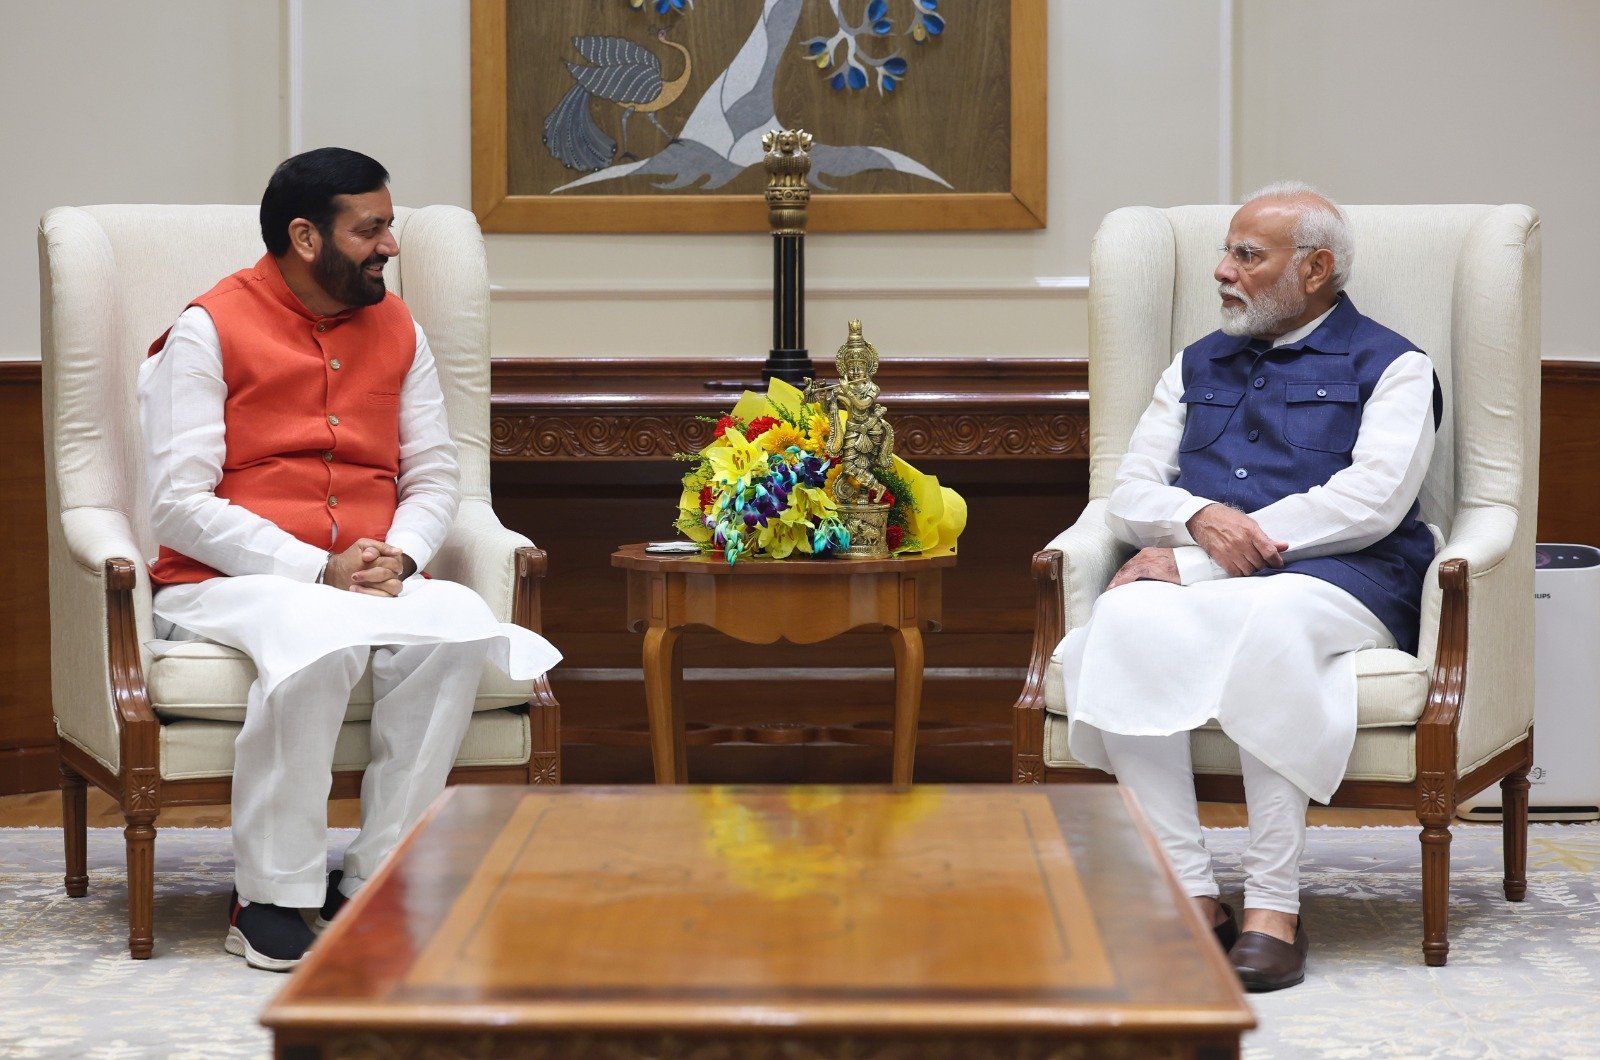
39, 203, 560, 959
1012, 203, 1541, 966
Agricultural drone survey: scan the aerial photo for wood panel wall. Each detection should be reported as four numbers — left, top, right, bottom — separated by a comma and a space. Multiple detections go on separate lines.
3, 357, 1596, 792
0, 363, 53, 794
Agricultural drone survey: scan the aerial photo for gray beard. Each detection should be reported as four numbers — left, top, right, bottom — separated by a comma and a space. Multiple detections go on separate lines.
1219, 272, 1307, 337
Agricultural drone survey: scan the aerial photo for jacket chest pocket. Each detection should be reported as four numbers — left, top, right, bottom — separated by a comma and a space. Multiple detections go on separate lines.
1178, 385, 1243, 451
1284, 381, 1360, 452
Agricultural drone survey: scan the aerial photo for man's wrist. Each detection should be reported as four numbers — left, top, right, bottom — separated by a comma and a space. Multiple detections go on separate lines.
400, 553, 417, 579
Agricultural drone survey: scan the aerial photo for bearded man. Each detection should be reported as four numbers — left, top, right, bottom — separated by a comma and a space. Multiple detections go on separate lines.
139, 148, 560, 971
1057, 182, 1439, 991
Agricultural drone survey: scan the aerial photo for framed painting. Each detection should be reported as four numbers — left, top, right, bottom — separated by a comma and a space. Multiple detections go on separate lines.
471, 0, 1046, 233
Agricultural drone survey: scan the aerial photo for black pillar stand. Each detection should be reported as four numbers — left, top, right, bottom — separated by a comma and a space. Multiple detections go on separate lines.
763, 232, 813, 384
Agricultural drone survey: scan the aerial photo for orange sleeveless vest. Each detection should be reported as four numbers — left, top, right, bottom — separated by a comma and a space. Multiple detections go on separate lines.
148, 254, 416, 587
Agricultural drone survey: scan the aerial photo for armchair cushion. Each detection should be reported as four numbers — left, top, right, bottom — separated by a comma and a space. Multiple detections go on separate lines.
147, 641, 533, 723
158, 709, 532, 782
1045, 642, 1429, 732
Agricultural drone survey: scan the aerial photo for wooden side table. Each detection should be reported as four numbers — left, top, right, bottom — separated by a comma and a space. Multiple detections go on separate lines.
612, 544, 955, 785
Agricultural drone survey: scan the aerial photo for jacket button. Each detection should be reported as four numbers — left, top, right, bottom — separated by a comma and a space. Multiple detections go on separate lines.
316, 323, 327, 333
321, 450, 333, 462
1316, 388, 1327, 397
329, 359, 341, 371
328, 496, 339, 507
1204, 392, 1214, 400
1234, 468, 1248, 479
328, 414, 340, 426
1253, 377, 1265, 389
1248, 430, 1260, 442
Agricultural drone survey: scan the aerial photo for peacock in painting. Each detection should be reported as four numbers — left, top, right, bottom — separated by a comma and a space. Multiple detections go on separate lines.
543, 29, 693, 172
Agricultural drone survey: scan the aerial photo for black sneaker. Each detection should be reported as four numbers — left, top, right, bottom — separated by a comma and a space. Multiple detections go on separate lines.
313, 870, 349, 934
223, 891, 315, 972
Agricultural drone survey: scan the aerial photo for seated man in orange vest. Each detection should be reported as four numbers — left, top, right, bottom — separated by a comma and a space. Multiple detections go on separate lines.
138, 147, 560, 972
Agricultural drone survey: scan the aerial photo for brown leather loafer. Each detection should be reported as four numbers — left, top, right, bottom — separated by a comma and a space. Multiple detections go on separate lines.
1229, 917, 1308, 992
1212, 902, 1239, 952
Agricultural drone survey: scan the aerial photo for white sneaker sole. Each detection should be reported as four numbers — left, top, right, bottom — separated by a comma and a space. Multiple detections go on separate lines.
223, 925, 303, 972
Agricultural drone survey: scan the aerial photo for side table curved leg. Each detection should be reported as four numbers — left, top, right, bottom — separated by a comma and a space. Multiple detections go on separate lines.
643, 625, 687, 784
888, 625, 924, 786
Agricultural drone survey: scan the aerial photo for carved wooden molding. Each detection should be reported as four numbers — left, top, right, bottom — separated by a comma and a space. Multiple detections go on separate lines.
489, 356, 1091, 461
491, 411, 1095, 460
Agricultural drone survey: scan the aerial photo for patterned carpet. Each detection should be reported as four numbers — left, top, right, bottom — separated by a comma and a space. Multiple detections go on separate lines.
2, 823, 1598, 1058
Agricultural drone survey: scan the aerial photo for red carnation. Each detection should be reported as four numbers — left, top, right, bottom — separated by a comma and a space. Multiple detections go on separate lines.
699, 486, 714, 511
713, 416, 738, 439
886, 525, 904, 551
745, 416, 779, 440
879, 490, 895, 507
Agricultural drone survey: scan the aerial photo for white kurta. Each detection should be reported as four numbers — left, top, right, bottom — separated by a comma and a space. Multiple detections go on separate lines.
139, 306, 560, 692
1061, 306, 1436, 803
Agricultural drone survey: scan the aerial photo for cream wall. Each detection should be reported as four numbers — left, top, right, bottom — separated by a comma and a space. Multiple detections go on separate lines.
2, 1, 1594, 360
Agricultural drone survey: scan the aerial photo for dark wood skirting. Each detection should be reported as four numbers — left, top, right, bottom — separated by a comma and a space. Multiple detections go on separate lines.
3, 356, 1597, 791
0, 361, 51, 796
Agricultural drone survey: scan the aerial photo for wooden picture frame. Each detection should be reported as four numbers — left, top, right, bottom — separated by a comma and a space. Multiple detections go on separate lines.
471, 0, 1046, 233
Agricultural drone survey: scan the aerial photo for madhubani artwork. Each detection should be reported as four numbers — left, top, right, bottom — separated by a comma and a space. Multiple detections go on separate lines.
476, 0, 1044, 230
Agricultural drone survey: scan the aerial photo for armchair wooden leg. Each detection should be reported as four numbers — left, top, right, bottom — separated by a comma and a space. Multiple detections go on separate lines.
60, 758, 88, 898
1501, 767, 1530, 902
528, 682, 561, 785
1418, 818, 1452, 966
124, 812, 157, 960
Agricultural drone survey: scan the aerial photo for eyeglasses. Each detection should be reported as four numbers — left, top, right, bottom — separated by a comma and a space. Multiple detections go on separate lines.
1218, 243, 1318, 269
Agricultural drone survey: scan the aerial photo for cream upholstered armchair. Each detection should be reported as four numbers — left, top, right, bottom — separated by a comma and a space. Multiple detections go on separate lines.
39, 204, 560, 959
1013, 204, 1540, 966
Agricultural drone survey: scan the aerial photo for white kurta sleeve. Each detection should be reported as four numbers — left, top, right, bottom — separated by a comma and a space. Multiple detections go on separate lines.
1250, 351, 1436, 560
382, 322, 460, 572
1105, 352, 1220, 549
139, 306, 329, 581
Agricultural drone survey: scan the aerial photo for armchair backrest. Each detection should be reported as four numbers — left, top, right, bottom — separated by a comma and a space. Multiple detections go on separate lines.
38, 203, 494, 567
1085, 203, 1541, 547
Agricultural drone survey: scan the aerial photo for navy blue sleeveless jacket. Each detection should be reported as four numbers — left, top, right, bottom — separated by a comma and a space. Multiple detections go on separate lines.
1175, 295, 1439, 653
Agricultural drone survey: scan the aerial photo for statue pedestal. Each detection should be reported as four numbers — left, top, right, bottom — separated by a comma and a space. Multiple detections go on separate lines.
838, 501, 893, 559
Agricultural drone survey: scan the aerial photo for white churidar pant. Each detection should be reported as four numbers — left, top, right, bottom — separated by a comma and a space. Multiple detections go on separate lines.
228, 640, 483, 907
1059, 572, 1393, 908
153, 574, 562, 907
1100, 731, 1311, 912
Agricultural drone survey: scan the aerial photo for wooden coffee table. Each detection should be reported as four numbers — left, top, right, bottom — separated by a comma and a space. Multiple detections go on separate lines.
611, 543, 955, 785
263, 784, 1253, 1058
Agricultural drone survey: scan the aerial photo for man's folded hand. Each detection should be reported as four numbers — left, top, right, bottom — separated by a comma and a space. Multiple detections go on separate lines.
1107, 546, 1181, 590
323, 538, 406, 597
1186, 503, 1288, 577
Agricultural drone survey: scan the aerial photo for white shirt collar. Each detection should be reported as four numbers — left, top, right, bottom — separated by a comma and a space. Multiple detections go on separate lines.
1267, 301, 1339, 349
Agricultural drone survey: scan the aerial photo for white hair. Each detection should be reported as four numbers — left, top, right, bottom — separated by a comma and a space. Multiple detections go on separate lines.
1242, 180, 1354, 291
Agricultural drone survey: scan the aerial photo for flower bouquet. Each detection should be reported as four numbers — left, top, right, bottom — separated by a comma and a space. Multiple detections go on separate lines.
674, 376, 965, 563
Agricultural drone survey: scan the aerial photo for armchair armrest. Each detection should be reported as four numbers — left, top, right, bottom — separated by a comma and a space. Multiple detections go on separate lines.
1417, 504, 1518, 658
1013, 499, 1128, 782
1413, 504, 1530, 780
52, 506, 159, 779
425, 499, 538, 626
1043, 498, 1128, 632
